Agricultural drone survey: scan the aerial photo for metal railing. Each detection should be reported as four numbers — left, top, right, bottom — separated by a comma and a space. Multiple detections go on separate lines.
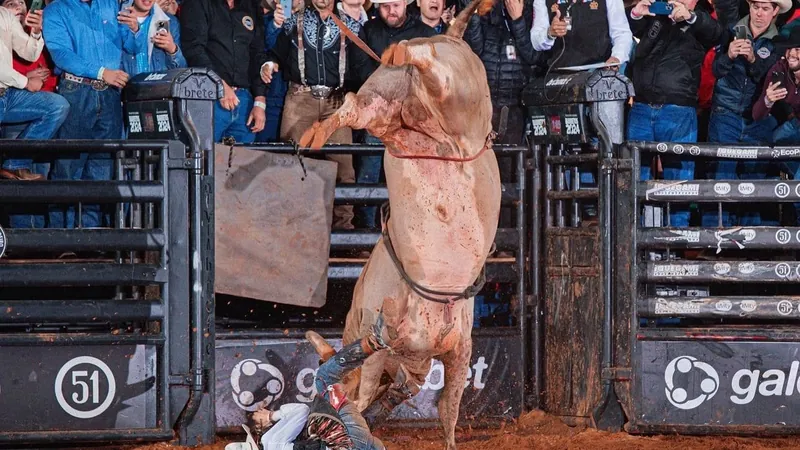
0, 139, 213, 445
615, 141, 800, 434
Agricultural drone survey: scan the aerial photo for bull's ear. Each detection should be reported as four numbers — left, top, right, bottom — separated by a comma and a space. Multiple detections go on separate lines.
381, 43, 398, 65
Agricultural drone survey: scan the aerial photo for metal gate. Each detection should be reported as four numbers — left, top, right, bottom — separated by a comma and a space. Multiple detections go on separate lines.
214, 143, 529, 431
615, 141, 800, 433
523, 69, 633, 427
0, 139, 214, 445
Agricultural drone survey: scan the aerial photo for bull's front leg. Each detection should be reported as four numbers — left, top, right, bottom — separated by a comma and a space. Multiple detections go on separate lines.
299, 93, 396, 149
438, 330, 472, 450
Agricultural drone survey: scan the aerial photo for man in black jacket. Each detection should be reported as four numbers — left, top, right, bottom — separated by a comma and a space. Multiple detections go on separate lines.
181, 0, 267, 143
350, 0, 435, 229
464, 0, 538, 145
627, 0, 722, 227
351, 0, 436, 82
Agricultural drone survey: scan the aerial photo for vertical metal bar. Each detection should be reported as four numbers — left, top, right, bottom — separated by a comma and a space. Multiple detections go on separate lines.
545, 145, 553, 229
115, 150, 125, 300
516, 148, 527, 415
176, 101, 208, 441
146, 150, 156, 229
556, 144, 565, 228
571, 146, 580, 227
530, 143, 542, 410
590, 103, 621, 425
159, 143, 171, 434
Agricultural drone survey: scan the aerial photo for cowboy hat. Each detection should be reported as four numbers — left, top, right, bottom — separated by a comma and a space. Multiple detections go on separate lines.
747, 0, 792, 14
774, 25, 800, 51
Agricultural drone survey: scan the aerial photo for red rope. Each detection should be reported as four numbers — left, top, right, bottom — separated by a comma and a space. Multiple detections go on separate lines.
383, 134, 495, 163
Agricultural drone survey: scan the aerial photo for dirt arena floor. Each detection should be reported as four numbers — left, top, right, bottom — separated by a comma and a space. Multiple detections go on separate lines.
123, 410, 800, 450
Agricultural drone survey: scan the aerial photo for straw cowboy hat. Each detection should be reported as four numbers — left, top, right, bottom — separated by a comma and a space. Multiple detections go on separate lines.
748, 0, 792, 14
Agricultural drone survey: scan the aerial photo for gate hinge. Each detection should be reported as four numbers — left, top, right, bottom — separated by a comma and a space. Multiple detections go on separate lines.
602, 367, 632, 381
600, 159, 632, 171
169, 374, 193, 386
168, 152, 203, 171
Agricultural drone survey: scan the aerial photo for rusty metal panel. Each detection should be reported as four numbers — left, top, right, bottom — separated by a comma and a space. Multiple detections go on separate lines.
214, 146, 337, 307
543, 228, 603, 417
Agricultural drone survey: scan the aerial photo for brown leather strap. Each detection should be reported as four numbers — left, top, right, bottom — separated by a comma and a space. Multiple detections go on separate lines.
329, 13, 381, 63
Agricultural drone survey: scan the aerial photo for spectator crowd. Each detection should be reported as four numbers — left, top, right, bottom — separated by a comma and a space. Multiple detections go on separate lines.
2, 0, 800, 229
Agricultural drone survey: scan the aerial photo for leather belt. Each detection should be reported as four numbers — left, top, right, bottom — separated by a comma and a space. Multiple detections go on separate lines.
0, 88, 6, 97
290, 82, 341, 100
63, 73, 109, 91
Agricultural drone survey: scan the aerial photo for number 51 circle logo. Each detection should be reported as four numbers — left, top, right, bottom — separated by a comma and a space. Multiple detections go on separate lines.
54, 356, 116, 419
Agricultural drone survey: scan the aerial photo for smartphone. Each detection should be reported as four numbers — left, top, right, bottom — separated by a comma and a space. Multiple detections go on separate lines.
734, 24, 748, 40
648, 1, 674, 15
279, 0, 292, 20
772, 70, 785, 84
29, 0, 44, 13
156, 20, 169, 34
120, 0, 133, 10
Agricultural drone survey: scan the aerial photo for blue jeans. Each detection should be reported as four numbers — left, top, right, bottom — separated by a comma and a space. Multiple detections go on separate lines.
358, 134, 383, 229
774, 118, 800, 225
214, 89, 255, 144
1, 120, 57, 228
49, 80, 121, 228
704, 108, 778, 227
255, 74, 287, 142
627, 103, 697, 227
314, 346, 384, 450
1, 89, 69, 171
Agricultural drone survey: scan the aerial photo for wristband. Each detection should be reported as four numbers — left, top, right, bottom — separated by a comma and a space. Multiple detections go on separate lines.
765, 96, 775, 109
253, 101, 267, 110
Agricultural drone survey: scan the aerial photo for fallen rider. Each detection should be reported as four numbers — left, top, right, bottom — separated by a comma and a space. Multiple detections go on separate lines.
227, 315, 391, 450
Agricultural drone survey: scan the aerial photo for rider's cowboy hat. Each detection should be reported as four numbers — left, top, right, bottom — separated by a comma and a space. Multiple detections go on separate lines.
747, 0, 792, 14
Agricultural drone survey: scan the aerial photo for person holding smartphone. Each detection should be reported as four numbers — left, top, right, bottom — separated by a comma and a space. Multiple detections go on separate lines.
0, 1, 69, 187
118, 0, 187, 76
752, 27, 800, 224
703, 0, 790, 227
625, 0, 722, 227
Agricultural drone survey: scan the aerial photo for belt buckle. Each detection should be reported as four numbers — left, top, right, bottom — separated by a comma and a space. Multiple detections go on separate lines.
310, 85, 333, 99
91, 80, 106, 91
0, 88, 6, 98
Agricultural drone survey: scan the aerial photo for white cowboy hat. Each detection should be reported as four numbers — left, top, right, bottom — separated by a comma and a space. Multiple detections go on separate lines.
748, 0, 792, 14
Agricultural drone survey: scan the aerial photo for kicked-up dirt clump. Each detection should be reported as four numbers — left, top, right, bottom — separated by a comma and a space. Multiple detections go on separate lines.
122, 410, 800, 450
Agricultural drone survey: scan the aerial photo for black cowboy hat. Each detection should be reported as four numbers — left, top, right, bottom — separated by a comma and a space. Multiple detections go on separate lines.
775, 25, 800, 52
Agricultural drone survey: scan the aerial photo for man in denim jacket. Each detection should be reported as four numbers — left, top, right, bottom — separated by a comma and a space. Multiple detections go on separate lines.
120, 0, 187, 76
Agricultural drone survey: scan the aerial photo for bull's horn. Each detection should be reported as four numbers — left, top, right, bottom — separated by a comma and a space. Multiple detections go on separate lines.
445, 0, 496, 39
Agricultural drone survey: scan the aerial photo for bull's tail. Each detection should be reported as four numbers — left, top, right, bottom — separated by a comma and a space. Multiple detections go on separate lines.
445, 0, 495, 39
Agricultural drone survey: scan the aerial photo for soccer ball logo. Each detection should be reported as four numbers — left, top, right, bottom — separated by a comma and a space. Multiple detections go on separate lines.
664, 356, 719, 410
230, 359, 284, 411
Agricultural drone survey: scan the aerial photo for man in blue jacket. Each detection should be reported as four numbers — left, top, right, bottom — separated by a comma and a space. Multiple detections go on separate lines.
43, 0, 135, 228
704, 0, 789, 227
120, 0, 187, 76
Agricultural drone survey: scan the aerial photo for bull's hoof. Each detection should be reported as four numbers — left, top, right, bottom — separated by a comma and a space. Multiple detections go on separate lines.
299, 122, 321, 149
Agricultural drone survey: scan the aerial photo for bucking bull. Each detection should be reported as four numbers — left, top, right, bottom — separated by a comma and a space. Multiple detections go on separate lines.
300, 1, 501, 448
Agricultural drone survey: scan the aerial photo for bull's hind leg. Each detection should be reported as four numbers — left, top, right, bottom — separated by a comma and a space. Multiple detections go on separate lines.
361, 361, 426, 428
439, 331, 473, 450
